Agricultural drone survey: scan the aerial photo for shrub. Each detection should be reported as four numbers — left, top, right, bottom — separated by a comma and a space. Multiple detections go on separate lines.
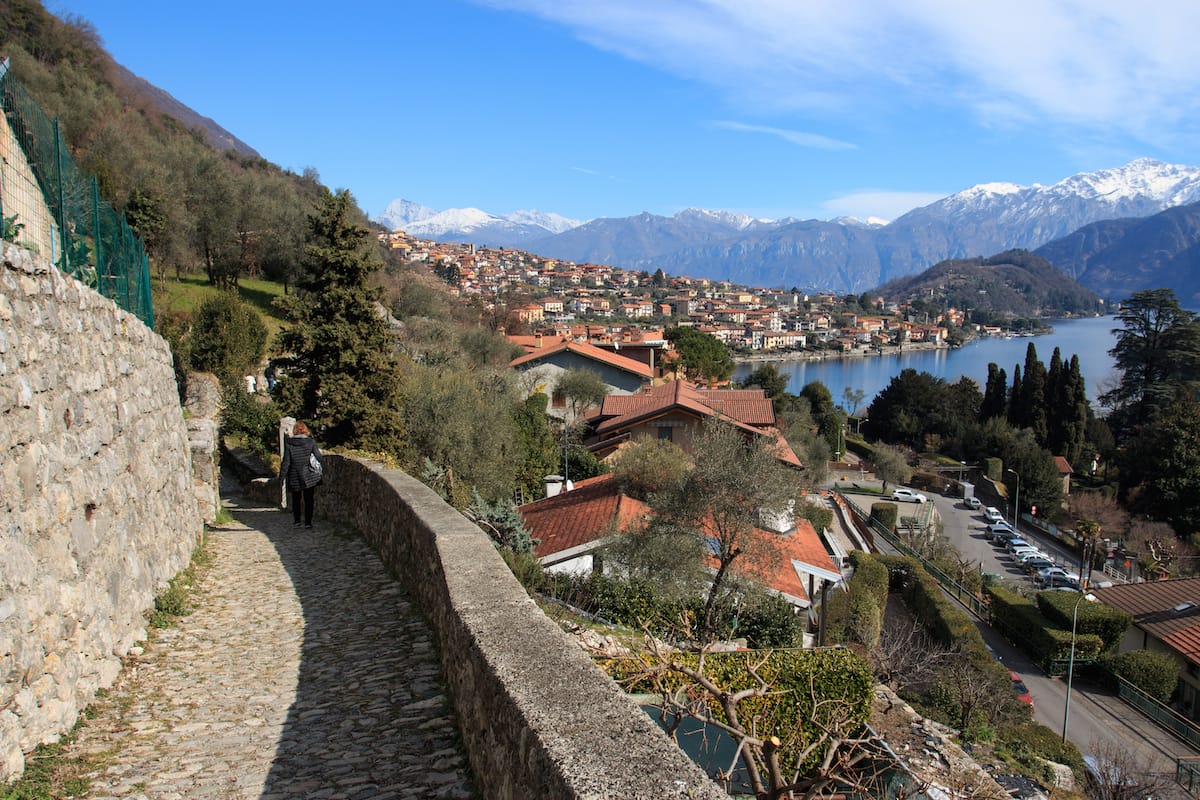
984, 457, 1002, 482
188, 293, 267, 382
219, 385, 280, 461
540, 572, 803, 648
1036, 591, 1131, 653
986, 585, 1104, 668
995, 722, 1084, 776
1106, 649, 1179, 703
870, 502, 897, 531
602, 648, 873, 778
737, 592, 806, 648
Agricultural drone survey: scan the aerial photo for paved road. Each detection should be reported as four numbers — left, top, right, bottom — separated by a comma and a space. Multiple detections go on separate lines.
931, 491, 1197, 773
61, 491, 474, 799
841, 481, 1198, 775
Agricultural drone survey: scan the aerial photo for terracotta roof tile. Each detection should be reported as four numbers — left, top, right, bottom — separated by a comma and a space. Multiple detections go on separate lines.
703, 519, 839, 605
1162, 625, 1200, 662
519, 474, 650, 560
510, 339, 654, 378
1091, 577, 1200, 659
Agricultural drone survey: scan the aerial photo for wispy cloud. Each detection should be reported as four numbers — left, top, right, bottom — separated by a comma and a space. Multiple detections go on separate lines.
711, 120, 854, 151
571, 166, 597, 175
821, 190, 948, 223
481, 1, 1200, 143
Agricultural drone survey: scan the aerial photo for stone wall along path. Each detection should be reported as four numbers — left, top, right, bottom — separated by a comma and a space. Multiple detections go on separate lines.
65, 491, 474, 800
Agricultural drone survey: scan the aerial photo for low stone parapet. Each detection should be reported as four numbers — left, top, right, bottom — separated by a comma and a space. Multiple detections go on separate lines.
319, 454, 725, 800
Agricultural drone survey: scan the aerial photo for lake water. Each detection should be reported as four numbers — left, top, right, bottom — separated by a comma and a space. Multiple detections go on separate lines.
733, 315, 1121, 407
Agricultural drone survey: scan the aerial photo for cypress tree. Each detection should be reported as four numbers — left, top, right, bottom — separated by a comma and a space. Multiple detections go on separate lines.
274, 189, 406, 454
1007, 364, 1022, 426
981, 363, 1008, 421
1044, 347, 1065, 455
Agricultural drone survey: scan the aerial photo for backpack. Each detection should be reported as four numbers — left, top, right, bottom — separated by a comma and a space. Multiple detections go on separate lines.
307, 451, 323, 482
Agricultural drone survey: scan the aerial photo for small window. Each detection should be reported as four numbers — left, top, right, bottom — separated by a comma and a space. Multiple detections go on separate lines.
657, 427, 673, 442
551, 391, 566, 408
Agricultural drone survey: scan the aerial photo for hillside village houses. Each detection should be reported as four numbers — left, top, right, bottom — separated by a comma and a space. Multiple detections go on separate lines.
378, 229, 963, 354
374, 226, 990, 632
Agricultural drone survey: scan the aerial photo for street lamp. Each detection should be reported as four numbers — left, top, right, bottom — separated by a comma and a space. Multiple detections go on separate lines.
959, 461, 966, 482
1062, 591, 1092, 743
1006, 468, 1021, 524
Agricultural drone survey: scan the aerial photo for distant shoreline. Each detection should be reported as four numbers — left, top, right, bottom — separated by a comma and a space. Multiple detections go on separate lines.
735, 340, 950, 365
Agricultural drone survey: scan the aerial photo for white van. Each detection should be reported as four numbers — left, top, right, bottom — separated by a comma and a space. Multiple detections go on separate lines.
984, 506, 1004, 523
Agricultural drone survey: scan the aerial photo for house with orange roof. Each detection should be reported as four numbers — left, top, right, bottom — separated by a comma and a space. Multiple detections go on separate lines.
509, 337, 654, 422
581, 380, 801, 468
518, 474, 840, 612
1054, 455, 1074, 496
1090, 577, 1200, 719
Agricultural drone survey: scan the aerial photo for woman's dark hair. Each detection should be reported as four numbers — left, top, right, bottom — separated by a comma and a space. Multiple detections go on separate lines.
293, 421, 310, 436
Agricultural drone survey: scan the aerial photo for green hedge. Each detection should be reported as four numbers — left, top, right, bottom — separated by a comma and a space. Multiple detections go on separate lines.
984, 457, 1002, 482
1036, 591, 1131, 653
603, 647, 873, 777
540, 572, 804, 648
876, 555, 997, 671
985, 585, 1104, 667
870, 502, 897, 531
1106, 650, 1180, 703
849, 550, 889, 608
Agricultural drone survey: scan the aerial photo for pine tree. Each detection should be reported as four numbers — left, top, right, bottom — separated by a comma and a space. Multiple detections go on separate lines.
274, 190, 406, 453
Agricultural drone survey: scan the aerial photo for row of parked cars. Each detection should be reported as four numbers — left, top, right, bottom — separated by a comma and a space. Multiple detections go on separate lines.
982, 509, 1081, 590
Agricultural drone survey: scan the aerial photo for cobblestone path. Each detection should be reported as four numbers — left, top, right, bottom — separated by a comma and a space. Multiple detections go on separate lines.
66, 492, 475, 800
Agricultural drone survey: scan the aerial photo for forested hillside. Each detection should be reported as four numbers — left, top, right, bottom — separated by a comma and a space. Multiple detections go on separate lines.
873, 249, 1102, 318
0, 0, 355, 290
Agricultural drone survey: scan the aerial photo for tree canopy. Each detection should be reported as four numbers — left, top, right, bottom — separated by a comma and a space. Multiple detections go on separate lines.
664, 326, 735, 385
273, 190, 406, 454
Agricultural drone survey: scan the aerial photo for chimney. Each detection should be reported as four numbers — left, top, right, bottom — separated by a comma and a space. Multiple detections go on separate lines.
543, 474, 564, 498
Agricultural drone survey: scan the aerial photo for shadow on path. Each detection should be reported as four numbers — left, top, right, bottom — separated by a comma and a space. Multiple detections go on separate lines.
231, 497, 475, 800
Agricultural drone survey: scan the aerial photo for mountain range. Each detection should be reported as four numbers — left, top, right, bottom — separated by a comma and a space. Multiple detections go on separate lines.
377, 200, 580, 243
378, 159, 1200, 299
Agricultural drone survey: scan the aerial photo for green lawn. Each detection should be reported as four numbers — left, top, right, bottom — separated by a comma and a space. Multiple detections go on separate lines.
152, 274, 291, 338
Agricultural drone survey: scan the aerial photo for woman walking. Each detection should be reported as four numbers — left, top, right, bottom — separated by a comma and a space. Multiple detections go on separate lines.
280, 421, 324, 528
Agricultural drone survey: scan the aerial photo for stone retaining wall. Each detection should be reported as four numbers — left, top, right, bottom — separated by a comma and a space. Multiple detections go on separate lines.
0, 243, 201, 780
319, 455, 725, 800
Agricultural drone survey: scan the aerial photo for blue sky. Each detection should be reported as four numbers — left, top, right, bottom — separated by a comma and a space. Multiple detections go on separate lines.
47, 1, 1200, 224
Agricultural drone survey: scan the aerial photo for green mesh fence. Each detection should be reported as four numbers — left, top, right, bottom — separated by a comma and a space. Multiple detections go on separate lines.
0, 62, 154, 328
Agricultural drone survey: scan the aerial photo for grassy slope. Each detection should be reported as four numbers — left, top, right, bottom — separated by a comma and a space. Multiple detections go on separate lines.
151, 274, 290, 339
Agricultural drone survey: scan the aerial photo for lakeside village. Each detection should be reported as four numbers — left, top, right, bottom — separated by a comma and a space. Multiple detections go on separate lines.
380, 229, 1039, 363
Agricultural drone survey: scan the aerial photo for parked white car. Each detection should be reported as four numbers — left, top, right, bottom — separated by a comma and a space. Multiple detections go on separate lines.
963, 496, 982, 510
984, 506, 1004, 523
891, 488, 928, 503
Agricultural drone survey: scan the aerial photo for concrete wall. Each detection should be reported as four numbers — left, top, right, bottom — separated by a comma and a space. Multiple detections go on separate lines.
319, 455, 725, 800
0, 243, 201, 780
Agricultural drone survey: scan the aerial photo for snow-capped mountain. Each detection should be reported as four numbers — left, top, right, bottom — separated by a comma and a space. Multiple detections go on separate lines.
378, 159, 1200, 293
377, 199, 438, 230
375, 202, 582, 247
532, 158, 1200, 292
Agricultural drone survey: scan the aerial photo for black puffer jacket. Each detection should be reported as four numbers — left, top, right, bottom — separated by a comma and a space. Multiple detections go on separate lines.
280, 435, 323, 490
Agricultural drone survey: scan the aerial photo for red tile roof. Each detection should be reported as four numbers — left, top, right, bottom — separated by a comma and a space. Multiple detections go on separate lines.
711, 519, 840, 605
593, 381, 775, 433
519, 474, 650, 560
519, 474, 837, 606
1054, 456, 1074, 474
1162, 626, 1200, 663
509, 339, 654, 379
586, 381, 799, 465
1091, 577, 1200, 660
